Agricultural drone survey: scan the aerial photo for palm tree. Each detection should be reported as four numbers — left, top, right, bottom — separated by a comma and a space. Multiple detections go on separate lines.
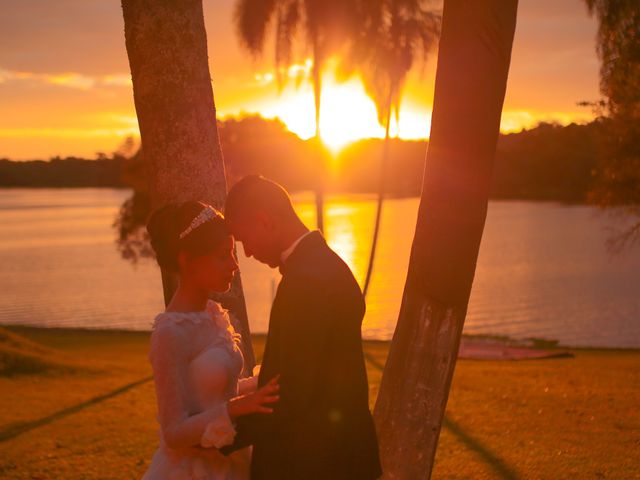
121, 0, 255, 372
234, 0, 359, 232
373, 0, 518, 477
344, 0, 441, 297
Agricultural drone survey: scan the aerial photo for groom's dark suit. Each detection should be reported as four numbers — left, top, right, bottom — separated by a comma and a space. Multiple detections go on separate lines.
223, 231, 381, 479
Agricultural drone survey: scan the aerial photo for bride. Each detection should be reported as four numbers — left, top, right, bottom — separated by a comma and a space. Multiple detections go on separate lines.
143, 201, 279, 480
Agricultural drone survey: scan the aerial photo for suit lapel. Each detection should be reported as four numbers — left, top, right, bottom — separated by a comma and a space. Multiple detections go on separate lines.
259, 231, 326, 386
279, 230, 324, 276
258, 276, 286, 386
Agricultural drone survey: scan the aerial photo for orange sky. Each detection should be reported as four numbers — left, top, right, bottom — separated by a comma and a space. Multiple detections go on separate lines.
0, 0, 600, 159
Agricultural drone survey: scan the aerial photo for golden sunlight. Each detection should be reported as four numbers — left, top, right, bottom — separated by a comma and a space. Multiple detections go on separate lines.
254, 71, 432, 154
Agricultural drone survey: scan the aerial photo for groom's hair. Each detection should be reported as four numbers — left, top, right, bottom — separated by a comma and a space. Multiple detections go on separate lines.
225, 175, 297, 223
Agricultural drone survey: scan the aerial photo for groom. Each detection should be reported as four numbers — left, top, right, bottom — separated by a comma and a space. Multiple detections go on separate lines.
222, 175, 381, 479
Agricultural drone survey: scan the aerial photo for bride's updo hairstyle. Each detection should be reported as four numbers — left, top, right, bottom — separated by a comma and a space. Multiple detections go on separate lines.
147, 201, 230, 273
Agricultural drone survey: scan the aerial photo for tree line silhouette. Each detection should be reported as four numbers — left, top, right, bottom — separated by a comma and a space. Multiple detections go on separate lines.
0, 116, 599, 203
0, 155, 127, 188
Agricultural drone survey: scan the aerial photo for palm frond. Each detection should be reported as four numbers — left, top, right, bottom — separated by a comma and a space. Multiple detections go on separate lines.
275, 0, 301, 88
347, 0, 441, 127
234, 0, 278, 56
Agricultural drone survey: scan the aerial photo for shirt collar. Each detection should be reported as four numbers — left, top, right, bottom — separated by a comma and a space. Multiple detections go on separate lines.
280, 230, 314, 265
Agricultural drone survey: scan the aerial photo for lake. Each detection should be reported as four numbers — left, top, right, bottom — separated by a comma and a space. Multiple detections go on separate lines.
0, 188, 638, 348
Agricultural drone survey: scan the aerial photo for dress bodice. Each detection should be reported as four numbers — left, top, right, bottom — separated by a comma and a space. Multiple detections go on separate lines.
143, 300, 250, 480
151, 300, 244, 411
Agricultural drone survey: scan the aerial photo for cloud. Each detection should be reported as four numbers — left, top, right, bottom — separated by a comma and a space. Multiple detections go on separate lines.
0, 126, 139, 139
0, 112, 140, 140
0, 68, 131, 90
100, 74, 133, 88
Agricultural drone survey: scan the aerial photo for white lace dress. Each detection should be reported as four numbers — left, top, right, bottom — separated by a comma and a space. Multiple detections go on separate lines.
142, 300, 253, 480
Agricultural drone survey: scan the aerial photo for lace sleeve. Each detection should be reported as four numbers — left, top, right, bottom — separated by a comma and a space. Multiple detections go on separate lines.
237, 375, 259, 395
150, 321, 236, 449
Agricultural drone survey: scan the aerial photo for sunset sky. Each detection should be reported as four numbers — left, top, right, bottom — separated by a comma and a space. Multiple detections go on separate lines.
0, 0, 600, 159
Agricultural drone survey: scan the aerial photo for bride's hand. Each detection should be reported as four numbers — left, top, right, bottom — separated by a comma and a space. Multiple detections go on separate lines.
227, 375, 280, 419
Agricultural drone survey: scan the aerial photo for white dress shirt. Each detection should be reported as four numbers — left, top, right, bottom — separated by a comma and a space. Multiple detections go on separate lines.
280, 230, 315, 265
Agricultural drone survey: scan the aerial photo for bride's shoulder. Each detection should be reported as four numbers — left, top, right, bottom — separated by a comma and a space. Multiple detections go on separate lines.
204, 299, 227, 318
150, 301, 237, 336
205, 300, 234, 326
148, 313, 194, 361
205, 300, 243, 348
151, 308, 209, 337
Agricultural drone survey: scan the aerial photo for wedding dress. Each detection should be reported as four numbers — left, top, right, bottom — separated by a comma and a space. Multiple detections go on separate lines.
142, 300, 253, 480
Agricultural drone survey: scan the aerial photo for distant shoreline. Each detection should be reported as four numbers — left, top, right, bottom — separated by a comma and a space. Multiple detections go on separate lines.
0, 122, 603, 203
4, 324, 638, 352
0, 185, 594, 205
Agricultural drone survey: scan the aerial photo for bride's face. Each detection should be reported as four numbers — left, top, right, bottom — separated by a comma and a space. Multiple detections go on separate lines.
180, 235, 239, 293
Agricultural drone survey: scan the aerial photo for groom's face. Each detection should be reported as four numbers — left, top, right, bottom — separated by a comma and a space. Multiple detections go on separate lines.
227, 213, 282, 268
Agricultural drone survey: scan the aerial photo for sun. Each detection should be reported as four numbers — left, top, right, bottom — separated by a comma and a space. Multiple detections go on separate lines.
254, 72, 426, 153
257, 75, 384, 153
317, 80, 386, 152
251, 67, 433, 154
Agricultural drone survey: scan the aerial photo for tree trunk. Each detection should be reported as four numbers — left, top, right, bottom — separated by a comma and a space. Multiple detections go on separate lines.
121, 0, 255, 373
312, 39, 325, 233
373, 1, 518, 478
363, 90, 393, 298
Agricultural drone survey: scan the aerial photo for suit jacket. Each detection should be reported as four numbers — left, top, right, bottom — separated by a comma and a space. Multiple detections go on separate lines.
224, 231, 382, 479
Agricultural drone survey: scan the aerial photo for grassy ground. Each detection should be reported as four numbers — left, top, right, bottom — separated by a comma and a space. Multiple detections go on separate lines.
1, 326, 638, 479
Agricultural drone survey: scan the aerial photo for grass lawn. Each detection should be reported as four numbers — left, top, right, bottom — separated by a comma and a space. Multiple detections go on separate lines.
1, 326, 638, 479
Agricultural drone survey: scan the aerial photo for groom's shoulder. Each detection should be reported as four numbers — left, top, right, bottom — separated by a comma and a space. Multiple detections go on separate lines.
292, 238, 360, 290
285, 241, 365, 314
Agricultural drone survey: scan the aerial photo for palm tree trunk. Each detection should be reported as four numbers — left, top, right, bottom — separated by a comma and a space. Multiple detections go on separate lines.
312, 39, 325, 233
373, 1, 518, 478
363, 90, 393, 298
394, 99, 401, 139
121, 0, 255, 373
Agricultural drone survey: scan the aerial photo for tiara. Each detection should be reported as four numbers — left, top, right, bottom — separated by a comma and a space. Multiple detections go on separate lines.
179, 206, 221, 239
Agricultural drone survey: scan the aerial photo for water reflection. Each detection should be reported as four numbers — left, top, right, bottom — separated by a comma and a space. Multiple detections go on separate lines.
0, 189, 639, 348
